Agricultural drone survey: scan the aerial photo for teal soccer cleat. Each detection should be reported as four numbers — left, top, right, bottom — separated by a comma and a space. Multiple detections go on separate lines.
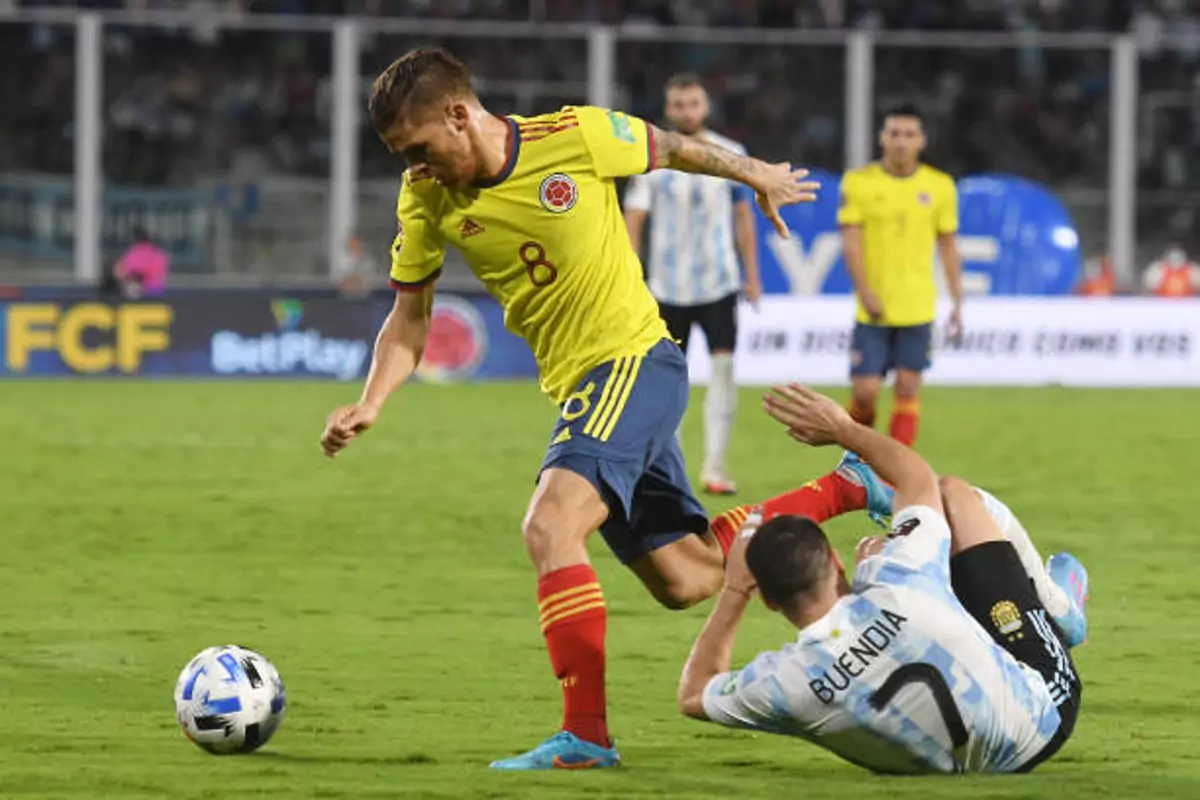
835, 451, 895, 528
1046, 552, 1089, 648
489, 731, 621, 770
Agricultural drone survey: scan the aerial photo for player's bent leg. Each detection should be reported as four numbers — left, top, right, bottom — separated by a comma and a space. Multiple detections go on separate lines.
615, 432, 715, 609
493, 467, 618, 769
965, 485, 1088, 647
706, 455, 887, 563
498, 339, 697, 768
628, 534, 723, 610
971, 488, 1072, 621
939, 476, 1008, 555
941, 479, 1089, 650
946, 511, 1082, 771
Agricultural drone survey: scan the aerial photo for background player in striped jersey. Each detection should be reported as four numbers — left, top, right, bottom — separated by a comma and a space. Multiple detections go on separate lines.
676, 384, 1089, 774
624, 73, 761, 496
839, 104, 964, 448
318, 48, 819, 770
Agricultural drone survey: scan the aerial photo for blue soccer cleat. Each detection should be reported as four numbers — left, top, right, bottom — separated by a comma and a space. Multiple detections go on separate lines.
836, 451, 895, 528
489, 731, 621, 771
1047, 552, 1089, 648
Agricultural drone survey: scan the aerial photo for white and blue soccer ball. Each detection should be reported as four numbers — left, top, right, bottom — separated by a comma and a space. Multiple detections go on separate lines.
174, 645, 287, 755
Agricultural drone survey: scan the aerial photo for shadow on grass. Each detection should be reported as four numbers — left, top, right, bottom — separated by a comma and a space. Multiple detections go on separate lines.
252, 751, 437, 767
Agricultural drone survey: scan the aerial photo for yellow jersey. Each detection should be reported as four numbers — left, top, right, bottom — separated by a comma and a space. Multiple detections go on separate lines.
389, 105, 670, 403
837, 162, 958, 326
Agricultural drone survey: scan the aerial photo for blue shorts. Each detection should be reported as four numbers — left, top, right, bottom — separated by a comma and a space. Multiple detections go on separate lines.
539, 339, 709, 564
850, 322, 933, 377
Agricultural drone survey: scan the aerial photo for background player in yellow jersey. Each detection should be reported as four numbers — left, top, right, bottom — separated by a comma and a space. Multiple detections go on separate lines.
316, 48, 818, 770
838, 104, 964, 447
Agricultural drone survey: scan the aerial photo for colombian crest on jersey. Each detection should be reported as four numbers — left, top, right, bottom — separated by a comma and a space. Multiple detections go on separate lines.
540, 173, 578, 213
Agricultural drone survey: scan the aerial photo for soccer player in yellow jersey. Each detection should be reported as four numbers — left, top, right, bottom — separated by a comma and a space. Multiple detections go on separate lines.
838, 104, 964, 447
316, 48, 818, 770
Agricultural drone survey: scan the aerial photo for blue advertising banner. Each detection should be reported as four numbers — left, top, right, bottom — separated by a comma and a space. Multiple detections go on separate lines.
0, 295, 372, 378
0, 290, 537, 380
753, 170, 1082, 296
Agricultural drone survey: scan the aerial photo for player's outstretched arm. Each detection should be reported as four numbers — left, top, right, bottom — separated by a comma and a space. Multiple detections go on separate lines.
650, 126, 819, 237
678, 518, 760, 721
319, 285, 433, 457
763, 384, 941, 512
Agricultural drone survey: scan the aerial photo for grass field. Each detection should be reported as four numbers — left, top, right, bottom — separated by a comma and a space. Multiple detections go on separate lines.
1, 380, 1199, 799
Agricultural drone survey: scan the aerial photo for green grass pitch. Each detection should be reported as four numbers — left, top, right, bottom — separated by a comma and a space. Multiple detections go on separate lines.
1, 380, 1199, 798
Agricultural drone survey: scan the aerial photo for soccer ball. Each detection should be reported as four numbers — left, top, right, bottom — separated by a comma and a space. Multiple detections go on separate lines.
174, 645, 287, 755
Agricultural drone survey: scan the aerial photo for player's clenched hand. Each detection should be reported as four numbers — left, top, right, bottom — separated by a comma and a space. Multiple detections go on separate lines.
754, 164, 820, 239
320, 403, 379, 458
763, 383, 852, 447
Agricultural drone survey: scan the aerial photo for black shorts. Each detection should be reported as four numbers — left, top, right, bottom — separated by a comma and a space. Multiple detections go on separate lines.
950, 540, 1082, 772
658, 292, 738, 355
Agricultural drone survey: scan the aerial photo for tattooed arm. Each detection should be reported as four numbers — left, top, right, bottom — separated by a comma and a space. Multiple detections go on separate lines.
652, 127, 767, 183
651, 126, 819, 237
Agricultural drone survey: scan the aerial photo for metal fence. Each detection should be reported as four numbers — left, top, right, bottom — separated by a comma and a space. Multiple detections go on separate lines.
2, 7, 1198, 288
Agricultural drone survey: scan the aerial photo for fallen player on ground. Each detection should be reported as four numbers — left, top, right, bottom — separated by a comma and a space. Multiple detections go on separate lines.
677, 384, 1088, 774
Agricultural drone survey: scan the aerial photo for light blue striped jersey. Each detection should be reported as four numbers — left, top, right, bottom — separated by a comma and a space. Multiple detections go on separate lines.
702, 506, 1063, 774
624, 130, 752, 306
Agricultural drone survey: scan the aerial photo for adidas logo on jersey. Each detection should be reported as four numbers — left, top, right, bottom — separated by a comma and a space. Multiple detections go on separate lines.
459, 218, 485, 238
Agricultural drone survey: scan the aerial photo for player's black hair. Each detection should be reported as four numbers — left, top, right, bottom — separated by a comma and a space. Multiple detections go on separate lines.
132, 225, 150, 242
664, 72, 704, 92
369, 47, 473, 135
745, 515, 835, 609
882, 103, 924, 125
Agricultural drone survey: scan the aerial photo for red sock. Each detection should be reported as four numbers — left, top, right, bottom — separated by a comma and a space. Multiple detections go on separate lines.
709, 472, 868, 558
538, 564, 608, 746
849, 398, 876, 428
890, 398, 921, 447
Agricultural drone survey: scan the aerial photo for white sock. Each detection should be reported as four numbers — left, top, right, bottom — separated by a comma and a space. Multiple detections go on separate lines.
975, 488, 1070, 617
703, 353, 736, 477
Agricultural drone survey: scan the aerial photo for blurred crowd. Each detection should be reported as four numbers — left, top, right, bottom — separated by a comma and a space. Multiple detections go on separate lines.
2, 0, 1199, 270
5, 1, 1198, 32
0, 1, 1169, 30
5, 2, 1197, 179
